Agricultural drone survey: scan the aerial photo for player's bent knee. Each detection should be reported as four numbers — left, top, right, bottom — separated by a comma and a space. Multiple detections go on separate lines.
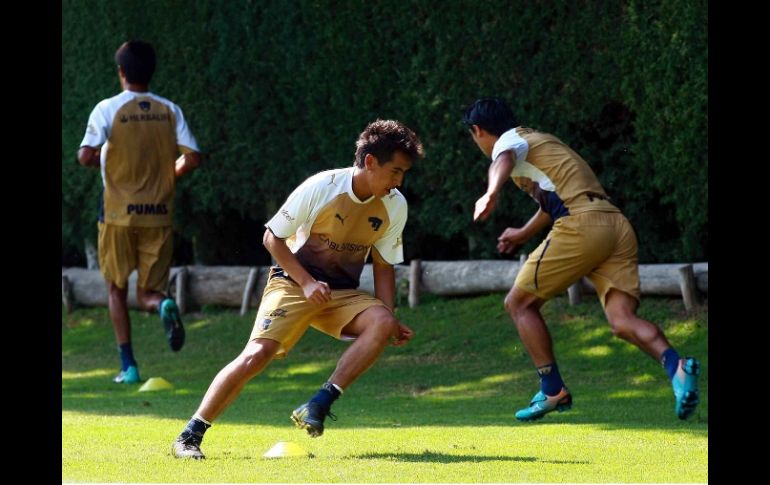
607, 315, 633, 338
372, 314, 400, 338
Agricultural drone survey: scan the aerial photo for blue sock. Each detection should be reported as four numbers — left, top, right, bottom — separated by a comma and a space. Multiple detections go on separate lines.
309, 382, 342, 409
661, 348, 680, 379
180, 416, 211, 443
118, 343, 137, 371
537, 362, 564, 396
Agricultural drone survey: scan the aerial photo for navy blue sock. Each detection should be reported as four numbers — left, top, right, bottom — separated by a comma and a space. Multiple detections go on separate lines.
661, 348, 680, 379
309, 382, 341, 409
118, 343, 137, 371
537, 362, 565, 396
180, 416, 211, 443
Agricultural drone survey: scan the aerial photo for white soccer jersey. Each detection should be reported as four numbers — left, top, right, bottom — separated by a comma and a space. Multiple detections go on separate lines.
265, 167, 407, 289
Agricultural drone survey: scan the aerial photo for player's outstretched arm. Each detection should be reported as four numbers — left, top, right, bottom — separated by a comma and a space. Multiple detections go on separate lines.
474, 150, 516, 222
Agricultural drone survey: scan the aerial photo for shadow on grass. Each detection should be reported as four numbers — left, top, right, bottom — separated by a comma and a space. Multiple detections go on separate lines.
351, 451, 538, 463
62, 295, 708, 435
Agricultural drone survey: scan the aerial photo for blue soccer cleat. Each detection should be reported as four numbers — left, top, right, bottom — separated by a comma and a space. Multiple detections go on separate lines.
515, 387, 572, 421
160, 298, 185, 352
672, 357, 700, 420
113, 365, 140, 384
291, 402, 337, 437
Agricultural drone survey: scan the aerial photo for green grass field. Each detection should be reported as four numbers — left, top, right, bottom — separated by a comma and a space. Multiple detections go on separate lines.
62, 294, 707, 483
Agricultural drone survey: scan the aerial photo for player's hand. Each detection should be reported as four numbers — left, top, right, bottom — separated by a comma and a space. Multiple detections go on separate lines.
473, 192, 498, 222
303, 280, 331, 305
496, 240, 519, 254
497, 227, 527, 254
390, 323, 414, 346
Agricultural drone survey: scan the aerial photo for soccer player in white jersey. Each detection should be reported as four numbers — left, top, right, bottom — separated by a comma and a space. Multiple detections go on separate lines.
78, 40, 201, 385
463, 97, 700, 422
172, 120, 424, 459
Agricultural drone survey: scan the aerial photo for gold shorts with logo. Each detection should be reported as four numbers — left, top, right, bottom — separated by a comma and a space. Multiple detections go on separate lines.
515, 211, 640, 307
250, 269, 387, 359
97, 222, 173, 291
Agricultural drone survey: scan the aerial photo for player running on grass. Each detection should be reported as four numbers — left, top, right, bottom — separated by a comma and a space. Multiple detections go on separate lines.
172, 119, 424, 459
462, 97, 700, 422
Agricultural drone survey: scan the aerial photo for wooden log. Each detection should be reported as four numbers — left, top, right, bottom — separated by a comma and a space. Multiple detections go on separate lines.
678, 264, 699, 312
61, 261, 709, 308
62, 275, 74, 313
187, 266, 257, 307
420, 260, 519, 296
580, 262, 709, 296
61, 267, 140, 308
241, 267, 259, 316
568, 280, 582, 305
175, 267, 188, 315
408, 259, 421, 308
84, 238, 98, 270
357, 264, 410, 295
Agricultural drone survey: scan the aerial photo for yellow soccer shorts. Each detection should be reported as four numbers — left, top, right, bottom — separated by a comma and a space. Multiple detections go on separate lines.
249, 269, 388, 359
514, 211, 640, 308
97, 222, 174, 292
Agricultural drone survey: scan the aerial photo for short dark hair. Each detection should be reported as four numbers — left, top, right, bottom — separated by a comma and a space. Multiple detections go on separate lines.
462, 97, 518, 137
354, 119, 424, 168
115, 40, 156, 85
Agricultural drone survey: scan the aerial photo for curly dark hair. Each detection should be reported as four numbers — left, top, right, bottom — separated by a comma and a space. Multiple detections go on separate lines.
354, 119, 424, 168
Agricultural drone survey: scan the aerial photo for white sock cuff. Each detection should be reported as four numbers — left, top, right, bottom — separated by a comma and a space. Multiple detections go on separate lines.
331, 383, 344, 394
192, 413, 212, 426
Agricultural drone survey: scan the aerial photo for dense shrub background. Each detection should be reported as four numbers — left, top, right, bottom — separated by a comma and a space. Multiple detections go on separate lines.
62, 0, 707, 266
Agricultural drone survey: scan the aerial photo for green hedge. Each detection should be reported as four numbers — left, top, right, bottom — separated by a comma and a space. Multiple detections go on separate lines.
62, 0, 707, 265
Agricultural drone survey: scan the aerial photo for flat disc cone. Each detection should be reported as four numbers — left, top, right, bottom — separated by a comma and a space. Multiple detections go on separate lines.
263, 441, 308, 458
138, 377, 174, 391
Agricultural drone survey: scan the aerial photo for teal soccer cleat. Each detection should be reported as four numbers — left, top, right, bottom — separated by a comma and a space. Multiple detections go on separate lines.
672, 357, 700, 420
160, 298, 185, 352
515, 387, 572, 421
113, 365, 140, 384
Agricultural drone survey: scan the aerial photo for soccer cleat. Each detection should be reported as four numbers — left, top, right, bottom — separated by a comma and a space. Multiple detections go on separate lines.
515, 387, 572, 421
171, 436, 205, 459
160, 298, 185, 352
113, 365, 140, 384
291, 402, 337, 438
672, 357, 700, 420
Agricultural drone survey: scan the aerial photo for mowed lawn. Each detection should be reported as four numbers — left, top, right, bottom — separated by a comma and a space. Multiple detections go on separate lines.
63, 293, 707, 483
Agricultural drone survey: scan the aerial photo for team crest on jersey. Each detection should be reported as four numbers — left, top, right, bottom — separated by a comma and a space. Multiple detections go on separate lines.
368, 217, 383, 231
138, 101, 151, 112
267, 308, 288, 318
261, 308, 288, 330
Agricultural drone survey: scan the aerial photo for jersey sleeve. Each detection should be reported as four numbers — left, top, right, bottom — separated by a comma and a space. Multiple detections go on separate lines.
171, 104, 200, 153
80, 102, 110, 148
491, 128, 529, 163
372, 200, 407, 265
264, 179, 317, 239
